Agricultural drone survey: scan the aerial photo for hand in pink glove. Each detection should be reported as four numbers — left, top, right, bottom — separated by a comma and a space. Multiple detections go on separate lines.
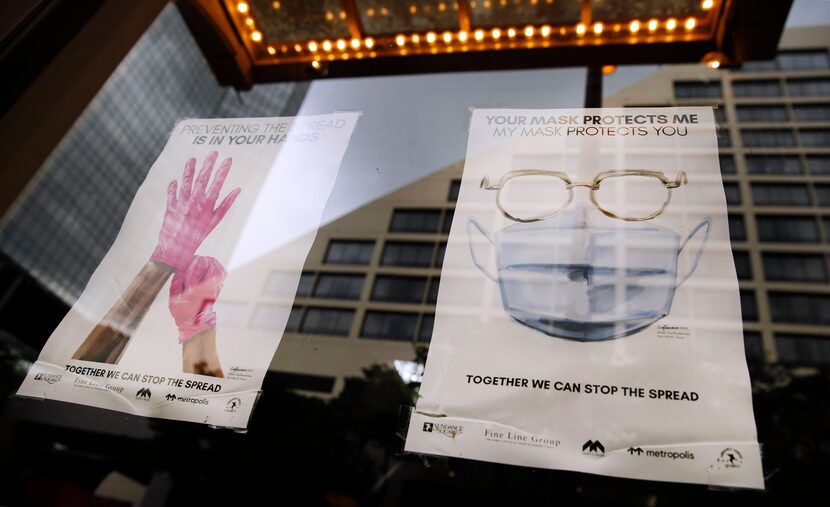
151, 151, 241, 270
169, 256, 226, 343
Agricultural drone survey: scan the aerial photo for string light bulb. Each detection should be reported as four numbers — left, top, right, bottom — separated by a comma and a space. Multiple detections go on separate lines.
647, 19, 659, 32
236, 2, 248, 13
364, 37, 374, 49
524, 25, 535, 37
267, 46, 276, 55
685, 17, 697, 30
540, 25, 551, 37
395, 34, 406, 46
308, 41, 318, 52
576, 23, 586, 36
426, 32, 437, 43
443, 31, 453, 43
336, 39, 346, 50
702, 0, 714, 9
593, 22, 603, 35
666, 18, 677, 31
474, 29, 485, 41
507, 27, 517, 38
458, 31, 468, 42
251, 31, 262, 42
629, 20, 640, 33
491, 28, 502, 39
350, 38, 361, 49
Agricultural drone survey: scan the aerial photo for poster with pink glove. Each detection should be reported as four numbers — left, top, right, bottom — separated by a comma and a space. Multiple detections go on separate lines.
17, 113, 359, 428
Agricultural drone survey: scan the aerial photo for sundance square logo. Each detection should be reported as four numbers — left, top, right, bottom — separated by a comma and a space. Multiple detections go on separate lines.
33, 373, 62, 384
422, 421, 464, 439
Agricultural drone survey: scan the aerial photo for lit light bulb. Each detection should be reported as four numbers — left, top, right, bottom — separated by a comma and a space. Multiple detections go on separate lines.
367, 8, 375, 17
540, 25, 551, 37
322, 40, 332, 51
426, 32, 437, 43
237, 2, 248, 13
593, 22, 603, 35
311, 60, 321, 69
647, 19, 658, 32
267, 46, 276, 55
491, 28, 502, 39
666, 18, 677, 31
439, 2, 446, 11
325, 11, 333, 21
294, 44, 302, 52
709, 60, 720, 69
336, 39, 346, 50
629, 20, 640, 33
251, 31, 262, 42
364, 37, 374, 49
576, 23, 586, 36
245, 17, 254, 27
308, 41, 318, 52
395, 34, 406, 46
474, 29, 485, 41
702, 0, 714, 10
685, 17, 697, 30
412, 34, 421, 43
443, 31, 453, 43
409, 5, 417, 14
272, 1, 280, 9
350, 38, 361, 49
507, 27, 517, 38
458, 31, 468, 42
524, 25, 535, 37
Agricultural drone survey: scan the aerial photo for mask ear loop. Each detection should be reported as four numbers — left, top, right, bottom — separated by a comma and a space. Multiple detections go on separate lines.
467, 218, 498, 282
677, 217, 712, 286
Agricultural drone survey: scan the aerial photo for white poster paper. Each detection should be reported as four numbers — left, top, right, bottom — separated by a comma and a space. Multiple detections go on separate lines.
405, 107, 763, 489
18, 113, 359, 428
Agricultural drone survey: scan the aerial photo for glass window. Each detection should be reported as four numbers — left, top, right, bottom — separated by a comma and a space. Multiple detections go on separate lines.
312, 273, 365, 299
807, 156, 830, 175
799, 129, 830, 147
713, 106, 727, 123
324, 240, 375, 265
769, 293, 830, 325
448, 179, 461, 202
776, 334, 830, 365
792, 103, 830, 122
427, 277, 440, 304
736, 105, 788, 122
441, 209, 454, 234
787, 78, 830, 97
724, 183, 741, 205
389, 209, 442, 233
740, 290, 757, 321
717, 127, 732, 148
435, 242, 447, 267
381, 241, 436, 267
739, 59, 777, 72
361, 311, 419, 341
286, 306, 303, 332
751, 183, 810, 206
300, 307, 355, 336
733, 251, 752, 280
815, 185, 830, 206
673, 81, 721, 99
777, 49, 830, 71
719, 155, 736, 174
745, 155, 802, 175
418, 313, 435, 343
744, 332, 764, 362
296, 272, 314, 297
756, 215, 819, 242
728, 214, 747, 242
741, 129, 796, 147
763, 253, 828, 282
371, 275, 428, 303
732, 79, 781, 97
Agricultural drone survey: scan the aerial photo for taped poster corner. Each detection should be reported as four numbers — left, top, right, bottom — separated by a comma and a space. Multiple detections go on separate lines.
17, 113, 360, 429
405, 107, 764, 489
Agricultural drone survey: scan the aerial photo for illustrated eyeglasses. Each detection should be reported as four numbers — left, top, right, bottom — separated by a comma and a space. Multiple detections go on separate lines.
480, 170, 688, 222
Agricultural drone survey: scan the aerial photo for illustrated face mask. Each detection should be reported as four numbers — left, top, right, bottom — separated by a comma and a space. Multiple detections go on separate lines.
468, 207, 711, 341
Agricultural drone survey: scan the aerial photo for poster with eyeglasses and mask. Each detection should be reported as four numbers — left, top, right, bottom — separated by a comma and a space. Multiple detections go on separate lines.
405, 107, 763, 489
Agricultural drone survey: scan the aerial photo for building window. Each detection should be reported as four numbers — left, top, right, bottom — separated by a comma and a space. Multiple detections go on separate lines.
740, 290, 757, 322
744, 332, 764, 362
735, 105, 788, 122
799, 129, 830, 148
324, 240, 375, 265
745, 155, 802, 175
286, 306, 303, 332
807, 156, 830, 175
448, 179, 461, 202
769, 293, 830, 325
674, 81, 721, 99
293, 272, 314, 298
442, 209, 454, 234
739, 60, 777, 72
728, 214, 746, 242
418, 314, 435, 343
381, 241, 436, 267
777, 49, 830, 71
427, 277, 440, 304
713, 106, 727, 123
717, 128, 732, 148
792, 104, 830, 122
751, 183, 811, 206
389, 209, 442, 233
732, 80, 782, 98
815, 185, 830, 206
435, 242, 447, 267
312, 273, 365, 299
371, 275, 428, 303
361, 311, 419, 341
756, 215, 819, 242
300, 307, 355, 336
741, 129, 796, 147
719, 155, 736, 174
733, 251, 752, 280
787, 78, 830, 97
776, 334, 830, 366
763, 253, 828, 283
724, 183, 741, 205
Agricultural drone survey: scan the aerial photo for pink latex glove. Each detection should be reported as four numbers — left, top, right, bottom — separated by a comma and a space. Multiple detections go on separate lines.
169, 256, 226, 343
151, 151, 241, 270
